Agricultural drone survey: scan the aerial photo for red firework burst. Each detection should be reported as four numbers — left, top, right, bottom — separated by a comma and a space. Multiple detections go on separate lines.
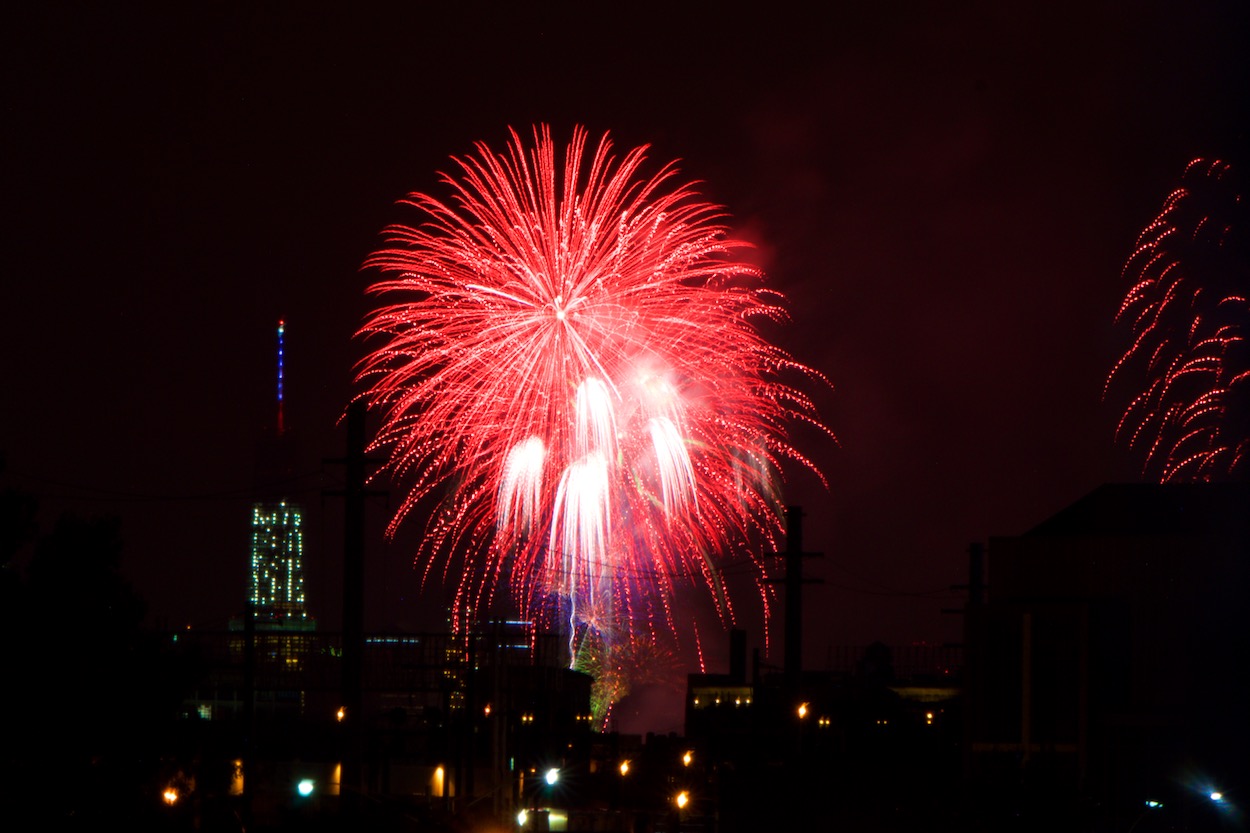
357, 126, 830, 644
1108, 158, 1250, 482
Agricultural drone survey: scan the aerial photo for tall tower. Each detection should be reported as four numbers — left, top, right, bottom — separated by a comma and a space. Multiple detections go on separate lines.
243, 320, 315, 632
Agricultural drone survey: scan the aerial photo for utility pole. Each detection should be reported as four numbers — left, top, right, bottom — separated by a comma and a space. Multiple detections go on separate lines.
945, 541, 986, 617
951, 541, 987, 784
324, 400, 384, 815
241, 599, 255, 829
768, 506, 823, 697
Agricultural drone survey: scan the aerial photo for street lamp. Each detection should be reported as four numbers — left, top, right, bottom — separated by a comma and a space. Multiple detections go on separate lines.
1128, 799, 1164, 833
545, 767, 560, 786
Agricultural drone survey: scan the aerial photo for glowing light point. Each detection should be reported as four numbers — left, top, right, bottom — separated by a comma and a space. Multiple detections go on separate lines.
297, 779, 314, 797
545, 768, 560, 786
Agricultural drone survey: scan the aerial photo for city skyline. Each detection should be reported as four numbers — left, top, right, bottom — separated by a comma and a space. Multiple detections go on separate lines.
3, 2, 1247, 696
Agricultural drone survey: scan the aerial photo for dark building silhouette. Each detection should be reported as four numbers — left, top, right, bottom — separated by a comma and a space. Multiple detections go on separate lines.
682, 630, 962, 833
177, 624, 592, 828
965, 483, 1250, 830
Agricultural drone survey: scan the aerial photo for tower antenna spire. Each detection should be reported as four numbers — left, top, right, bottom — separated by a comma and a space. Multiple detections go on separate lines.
276, 319, 286, 436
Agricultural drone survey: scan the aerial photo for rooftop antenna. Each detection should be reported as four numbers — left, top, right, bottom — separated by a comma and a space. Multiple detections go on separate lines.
276, 319, 286, 436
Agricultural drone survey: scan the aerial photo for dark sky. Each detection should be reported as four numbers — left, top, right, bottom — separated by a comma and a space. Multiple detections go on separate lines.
3, 2, 1248, 692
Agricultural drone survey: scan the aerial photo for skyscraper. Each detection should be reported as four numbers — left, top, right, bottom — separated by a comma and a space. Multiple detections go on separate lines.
232, 320, 316, 653
248, 500, 310, 626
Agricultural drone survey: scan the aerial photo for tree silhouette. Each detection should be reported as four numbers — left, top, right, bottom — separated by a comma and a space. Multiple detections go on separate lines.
1, 509, 193, 826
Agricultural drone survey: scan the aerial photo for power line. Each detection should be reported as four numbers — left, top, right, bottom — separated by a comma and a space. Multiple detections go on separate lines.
6, 468, 327, 503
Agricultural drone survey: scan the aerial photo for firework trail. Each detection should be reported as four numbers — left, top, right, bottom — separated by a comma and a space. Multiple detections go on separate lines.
576, 631, 686, 728
1107, 158, 1249, 482
357, 126, 830, 691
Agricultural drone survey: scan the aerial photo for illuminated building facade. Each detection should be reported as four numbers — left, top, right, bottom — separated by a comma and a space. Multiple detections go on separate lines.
249, 500, 310, 625
228, 499, 315, 678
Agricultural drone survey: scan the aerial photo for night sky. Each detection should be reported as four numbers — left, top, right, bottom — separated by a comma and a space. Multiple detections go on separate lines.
4, 2, 1248, 711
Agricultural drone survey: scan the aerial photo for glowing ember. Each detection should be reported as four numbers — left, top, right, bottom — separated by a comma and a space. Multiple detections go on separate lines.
357, 125, 830, 699
1107, 158, 1249, 482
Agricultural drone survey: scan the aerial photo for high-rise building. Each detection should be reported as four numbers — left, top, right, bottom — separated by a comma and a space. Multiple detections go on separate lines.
228, 321, 315, 676
249, 500, 310, 626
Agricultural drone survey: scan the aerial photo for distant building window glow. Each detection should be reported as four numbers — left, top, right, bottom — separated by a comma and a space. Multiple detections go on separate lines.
249, 502, 310, 621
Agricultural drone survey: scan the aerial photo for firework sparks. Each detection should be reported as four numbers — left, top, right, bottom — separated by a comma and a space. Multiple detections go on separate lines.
1108, 158, 1249, 482
357, 125, 830, 677
575, 630, 686, 729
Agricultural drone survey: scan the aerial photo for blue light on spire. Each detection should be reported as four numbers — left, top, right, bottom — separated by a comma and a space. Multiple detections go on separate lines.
277, 319, 286, 435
